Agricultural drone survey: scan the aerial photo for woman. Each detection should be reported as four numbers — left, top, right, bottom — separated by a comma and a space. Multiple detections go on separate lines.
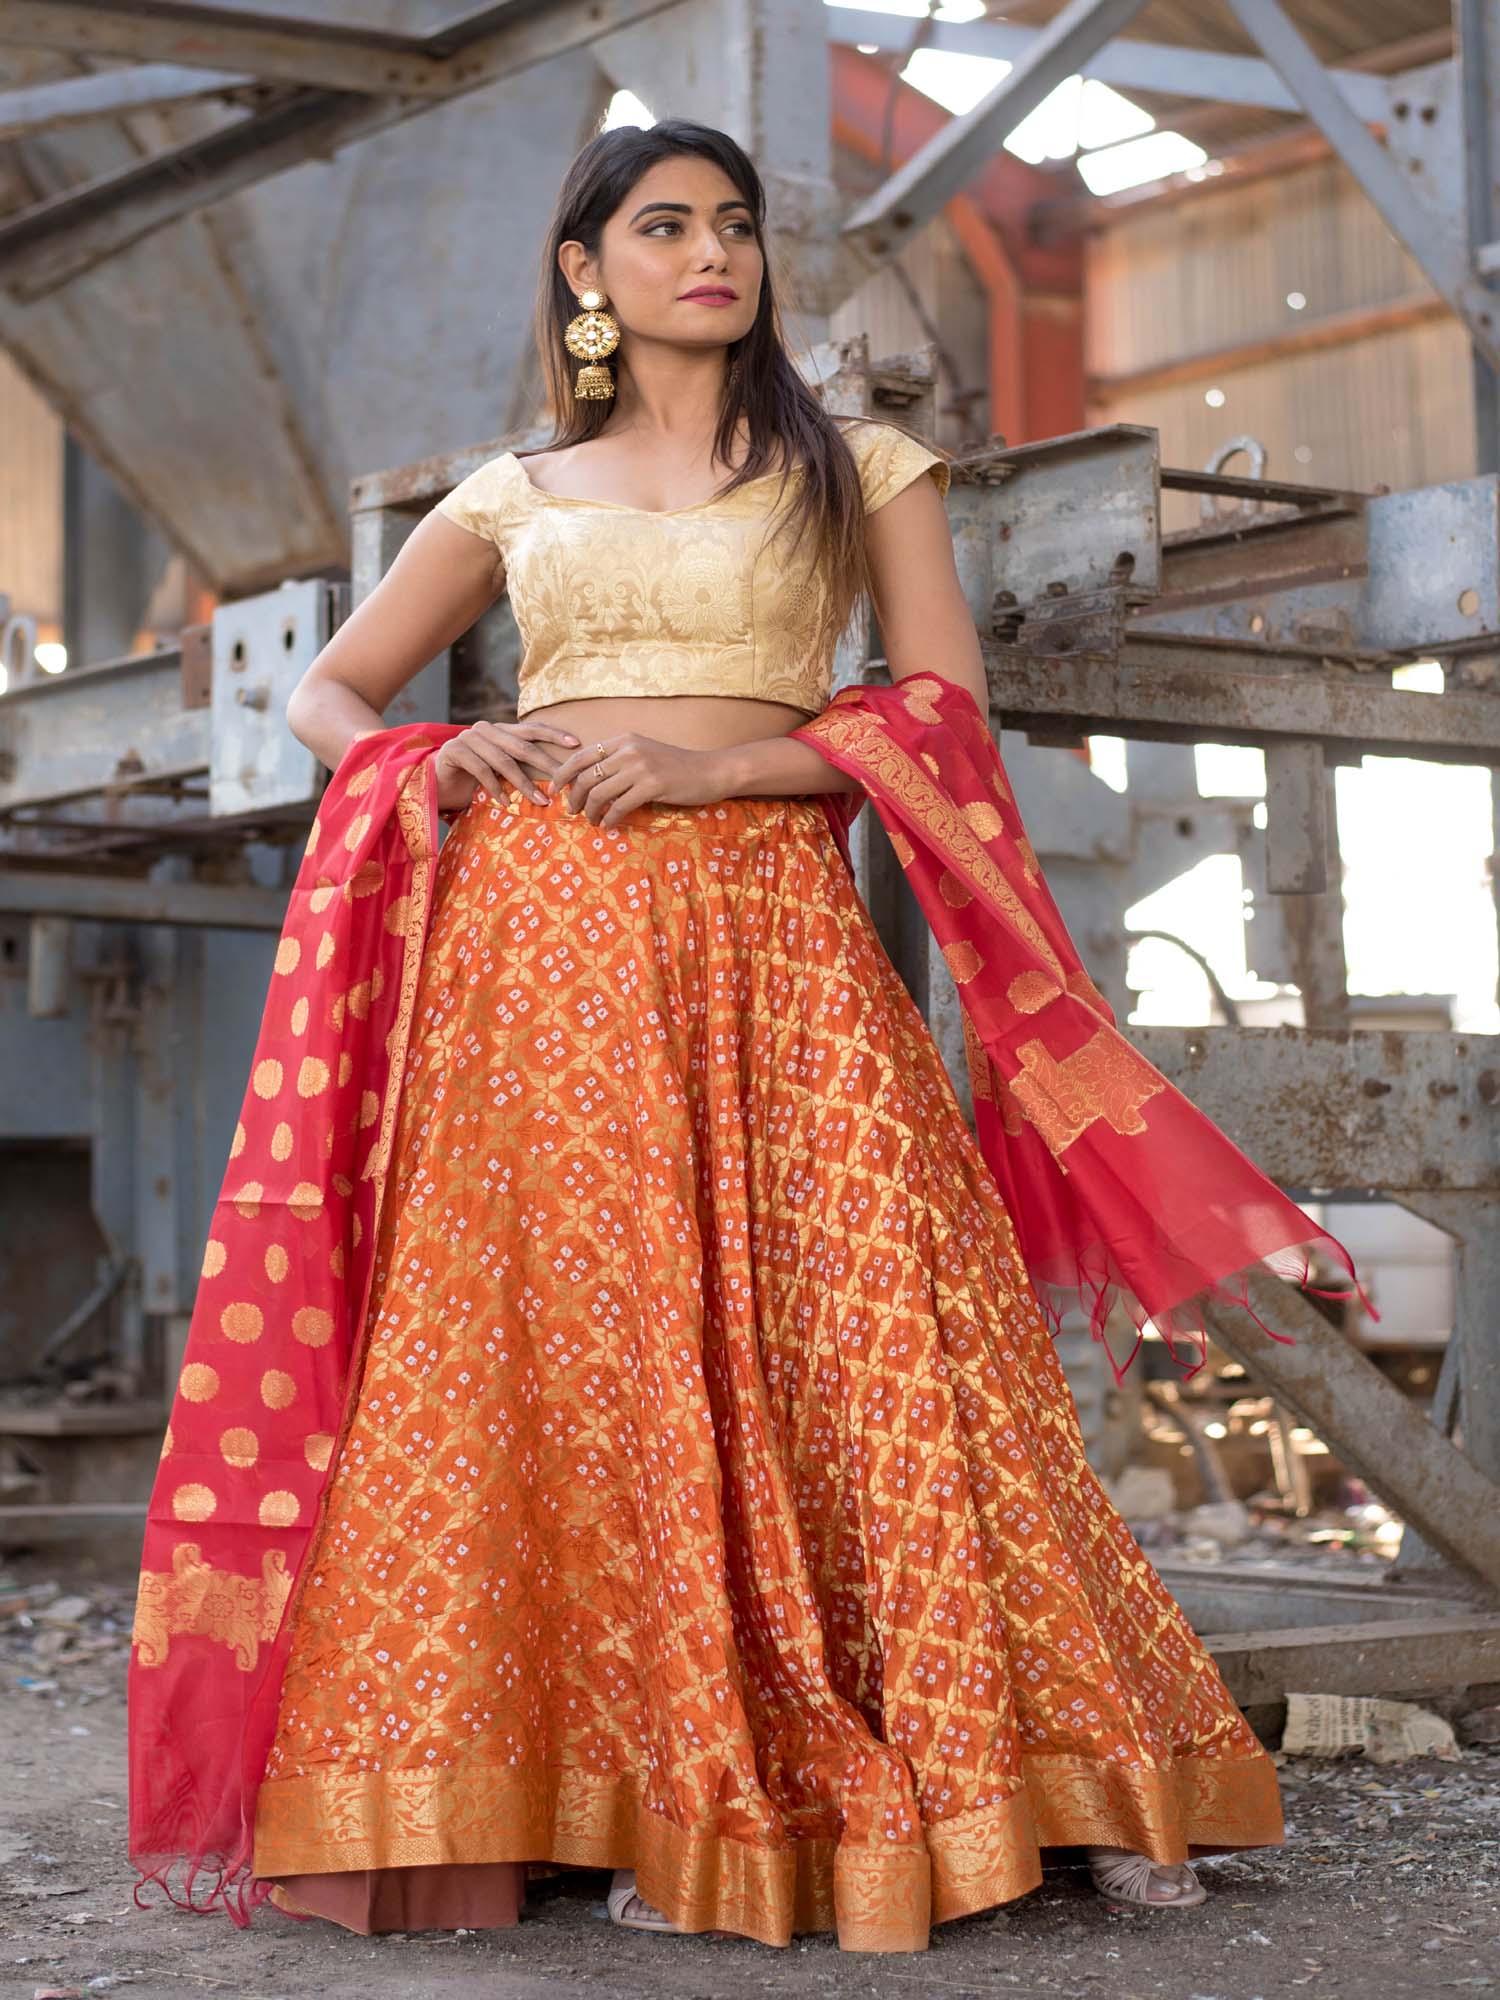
127, 119, 1367, 1954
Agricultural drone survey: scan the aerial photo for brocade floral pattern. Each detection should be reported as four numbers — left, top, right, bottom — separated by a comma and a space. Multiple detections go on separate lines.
432, 420, 951, 717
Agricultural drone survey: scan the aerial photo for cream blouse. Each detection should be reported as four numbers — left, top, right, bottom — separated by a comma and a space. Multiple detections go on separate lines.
433, 417, 951, 719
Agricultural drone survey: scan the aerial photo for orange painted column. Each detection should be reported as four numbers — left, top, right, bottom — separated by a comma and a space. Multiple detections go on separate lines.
831, 46, 1084, 446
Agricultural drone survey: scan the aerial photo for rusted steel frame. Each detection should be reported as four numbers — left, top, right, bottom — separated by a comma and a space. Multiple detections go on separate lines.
0, 88, 387, 304
0, 0, 518, 97
1207, 1615, 1500, 1703
1159, 466, 1365, 510
0, 870, 286, 929
1263, 739, 1327, 893
0, 0, 687, 301
839, 0, 1151, 269
0, 62, 251, 141
981, 640, 1500, 763
1151, 496, 1371, 600
1268, 752, 1347, 1028
0, 648, 209, 814
1202, 1271, 1500, 1599
1127, 1025, 1500, 1196
1394, 1191, 1500, 1489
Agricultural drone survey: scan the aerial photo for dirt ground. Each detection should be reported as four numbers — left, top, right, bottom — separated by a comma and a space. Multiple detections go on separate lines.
3, 1542, 1498, 2000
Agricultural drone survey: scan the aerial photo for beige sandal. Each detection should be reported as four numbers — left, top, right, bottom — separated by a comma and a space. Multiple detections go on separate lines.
606, 1869, 681, 1932
1085, 1847, 1207, 1909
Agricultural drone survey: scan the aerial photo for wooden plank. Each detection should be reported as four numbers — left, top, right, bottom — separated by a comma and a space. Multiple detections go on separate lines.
1207, 1616, 1500, 1704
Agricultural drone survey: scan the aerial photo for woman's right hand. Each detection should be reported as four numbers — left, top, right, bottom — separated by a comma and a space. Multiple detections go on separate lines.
433, 720, 581, 814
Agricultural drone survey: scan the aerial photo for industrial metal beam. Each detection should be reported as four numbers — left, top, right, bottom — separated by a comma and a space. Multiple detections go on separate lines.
1396, 1191, 1500, 1487
0, 62, 250, 142
0, 869, 287, 930
823, 5, 1390, 123
840, 0, 1151, 268
1203, 1271, 1500, 1599
1129, 1026, 1500, 1197
1224, 0, 1500, 375
0, 0, 489, 97
0, 0, 687, 300
981, 640, 1500, 765
0, 651, 211, 812
1458, 0, 1500, 474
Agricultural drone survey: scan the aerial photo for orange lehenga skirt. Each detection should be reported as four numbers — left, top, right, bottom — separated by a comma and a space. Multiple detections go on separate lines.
249, 783, 1282, 1953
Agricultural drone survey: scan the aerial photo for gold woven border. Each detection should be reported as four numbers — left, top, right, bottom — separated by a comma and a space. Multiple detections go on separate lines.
254, 1749, 1281, 1951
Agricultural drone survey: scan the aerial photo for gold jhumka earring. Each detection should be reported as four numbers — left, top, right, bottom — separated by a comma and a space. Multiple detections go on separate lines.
564, 288, 620, 401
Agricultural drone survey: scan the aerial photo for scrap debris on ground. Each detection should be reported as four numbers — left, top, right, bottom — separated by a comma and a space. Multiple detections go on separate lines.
3, 1544, 1497, 2000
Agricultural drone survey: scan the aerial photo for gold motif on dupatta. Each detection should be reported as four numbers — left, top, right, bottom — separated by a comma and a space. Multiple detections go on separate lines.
898, 677, 945, 727
961, 1013, 1027, 1137
363, 772, 436, 1189
132, 1541, 291, 1670
996, 1080, 1027, 1135
1009, 1029, 1165, 1166
942, 941, 983, 985
801, 710, 1067, 982
1008, 973, 1062, 1014
961, 1010, 994, 1104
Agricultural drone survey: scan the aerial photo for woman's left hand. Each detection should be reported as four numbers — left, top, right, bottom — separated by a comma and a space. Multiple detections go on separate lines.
546, 734, 729, 827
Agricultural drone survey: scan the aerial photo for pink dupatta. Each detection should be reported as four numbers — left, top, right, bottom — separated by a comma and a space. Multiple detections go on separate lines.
128, 722, 466, 1925
791, 672, 1374, 1378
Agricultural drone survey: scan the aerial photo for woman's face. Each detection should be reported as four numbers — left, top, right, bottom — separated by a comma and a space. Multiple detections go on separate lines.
562, 153, 763, 354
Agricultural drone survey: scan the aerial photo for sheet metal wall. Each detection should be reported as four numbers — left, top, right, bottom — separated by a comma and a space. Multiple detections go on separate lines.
831, 208, 991, 449
1085, 161, 1475, 530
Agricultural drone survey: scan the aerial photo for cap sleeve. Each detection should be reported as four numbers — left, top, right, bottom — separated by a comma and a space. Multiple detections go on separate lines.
432, 453, 526, 555
847, 420, 952, 515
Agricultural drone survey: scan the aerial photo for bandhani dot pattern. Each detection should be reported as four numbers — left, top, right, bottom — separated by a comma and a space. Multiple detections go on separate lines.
248, 782, 1282, 1949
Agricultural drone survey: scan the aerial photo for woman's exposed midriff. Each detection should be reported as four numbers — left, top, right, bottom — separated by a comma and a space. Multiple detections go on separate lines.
518, 691, 812, 754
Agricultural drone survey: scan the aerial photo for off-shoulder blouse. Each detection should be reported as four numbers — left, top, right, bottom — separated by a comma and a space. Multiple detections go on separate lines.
433, 417, 951, 719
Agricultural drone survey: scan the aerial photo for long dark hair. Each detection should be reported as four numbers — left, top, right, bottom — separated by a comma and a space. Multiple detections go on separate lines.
531, 118, 869, 653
